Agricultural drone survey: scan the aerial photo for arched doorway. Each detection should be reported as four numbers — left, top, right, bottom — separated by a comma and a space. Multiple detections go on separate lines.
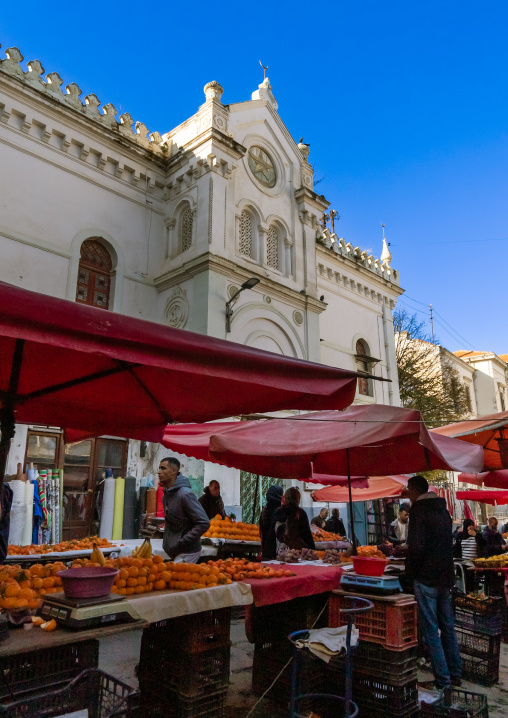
75, 239, 113, 310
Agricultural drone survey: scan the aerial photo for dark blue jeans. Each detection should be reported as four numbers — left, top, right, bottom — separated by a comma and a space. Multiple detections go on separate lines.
414, 581, 462, 688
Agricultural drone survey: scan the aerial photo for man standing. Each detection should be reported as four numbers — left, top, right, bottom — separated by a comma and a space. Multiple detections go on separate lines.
310, 507, 329, 529
388, 504, 410, 546
482, 516, 508, 557
158, 457, 210, 564
199, 480, 226, 520
406, 475, 461, 692
325, 508, 346, 537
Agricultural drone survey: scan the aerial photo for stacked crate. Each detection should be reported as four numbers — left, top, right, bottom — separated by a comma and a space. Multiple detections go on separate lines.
137, 608, 232, 718
453, 593, 502, 686
328, 589, 419, 718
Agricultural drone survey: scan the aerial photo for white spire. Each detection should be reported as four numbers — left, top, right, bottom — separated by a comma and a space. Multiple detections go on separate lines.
380, 222, 392, 266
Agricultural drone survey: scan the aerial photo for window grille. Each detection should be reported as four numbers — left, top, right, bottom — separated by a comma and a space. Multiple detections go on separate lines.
239, 211, 253, 256
76, 239, 112, 310
266, 227, 279, 269
180, 207, 193, 253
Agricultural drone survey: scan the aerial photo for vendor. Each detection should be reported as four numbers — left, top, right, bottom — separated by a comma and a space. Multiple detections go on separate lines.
325, 508, 346, 537
388, 504, 410, 546
482, 516, 508, 557
310, 507, 329, 530
453, 519, 485, 561
272, 487, 315, 552
0, 482, 13, 563
158, 457, 210, 563
260, 485, 283, 559
198, 480, 226, 520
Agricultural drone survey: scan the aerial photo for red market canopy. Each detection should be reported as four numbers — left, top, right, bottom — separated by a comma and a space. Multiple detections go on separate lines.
433, 411, 508, 470
0, 281, 370, 483
162, 405, 484, 480
312, 476, 408, 502
456, 489, 508, 506
458, 470, 508, 489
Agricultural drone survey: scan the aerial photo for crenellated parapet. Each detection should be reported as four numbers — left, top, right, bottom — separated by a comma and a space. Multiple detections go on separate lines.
0, 46, 166, 156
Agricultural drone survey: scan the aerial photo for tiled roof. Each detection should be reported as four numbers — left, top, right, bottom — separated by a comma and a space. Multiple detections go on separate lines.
453, 350, 489, 358
499, 354, 508, 363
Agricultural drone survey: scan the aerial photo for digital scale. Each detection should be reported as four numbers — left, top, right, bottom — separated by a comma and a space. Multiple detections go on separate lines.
340, 572, 402, 595
39, 593, 142, 630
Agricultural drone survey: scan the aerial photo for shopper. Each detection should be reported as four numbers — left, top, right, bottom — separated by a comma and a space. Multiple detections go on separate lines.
388, 503, 410, 546
453, 519, 484, 561
406, 475, 462, 692
482, 516, 508, 557
158, 457, 210, 563
259, 485, 283, 559
272, 487, 315, 552
198, 480, 226, 520
0, 482, 13, 564
325, 508, 346, 537
310, 507, 329, 529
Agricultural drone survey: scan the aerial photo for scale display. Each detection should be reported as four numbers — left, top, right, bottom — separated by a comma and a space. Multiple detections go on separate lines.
39, 592, 141, 629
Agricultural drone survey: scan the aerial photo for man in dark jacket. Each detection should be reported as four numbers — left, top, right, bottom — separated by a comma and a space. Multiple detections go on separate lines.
482, 516, 508, 557
260, 485, 283, 559
199, 481, 226, 520
388, 504, 410, 546
406, 475, 461, 691
158, 457, 210, 563
325, 508, 346, 537
0, 483, 13, 564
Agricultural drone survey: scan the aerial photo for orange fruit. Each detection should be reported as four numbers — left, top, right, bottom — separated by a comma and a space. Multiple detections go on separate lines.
134, 585, 145, 594
128, 567, 139, 578
161, 571, 172, 582
154, 580, 166, 590
137, 577, 147, 586
125, 587, 135, 595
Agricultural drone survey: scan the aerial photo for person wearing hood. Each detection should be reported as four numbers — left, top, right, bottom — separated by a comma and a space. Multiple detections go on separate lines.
271, 487, 315, 553
406, 475, 461, 692
259, 485, 283, 559
158, 457, 210, 563
199, 480, 226, 520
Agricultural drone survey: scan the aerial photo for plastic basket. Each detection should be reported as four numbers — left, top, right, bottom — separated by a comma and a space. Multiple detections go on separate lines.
0, 639, 98, 700
333, 671, 418, 717
142, 607, 231, 653
460, 652, 499, 686
0, 668, 138, 718
420, 688, 488, 718
455, 626, 501, 659
454, 606, 502, 635
140, 688, 227, 718
352, 556, 387, 576
329, 591, 418, 650
453, 592, 503, 616
138, 644, 230, 698
331, 641, 418, 682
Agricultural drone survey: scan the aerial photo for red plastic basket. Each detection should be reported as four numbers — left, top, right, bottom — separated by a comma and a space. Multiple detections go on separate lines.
352, 556, 387, 576
329, 591, 417, 650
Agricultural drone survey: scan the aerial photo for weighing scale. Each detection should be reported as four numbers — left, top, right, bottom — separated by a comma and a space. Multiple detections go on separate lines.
340, 572, 402, 595
39, 593, 142, 629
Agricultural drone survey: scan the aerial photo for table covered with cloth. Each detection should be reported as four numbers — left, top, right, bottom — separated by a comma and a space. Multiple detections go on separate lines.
242, 563, 344, 607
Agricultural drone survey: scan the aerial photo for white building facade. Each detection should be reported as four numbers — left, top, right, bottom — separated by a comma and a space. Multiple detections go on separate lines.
0, 46, 403, 530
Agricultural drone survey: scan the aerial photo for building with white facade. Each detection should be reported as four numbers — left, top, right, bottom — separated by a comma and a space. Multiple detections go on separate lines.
0, 45, 403, 533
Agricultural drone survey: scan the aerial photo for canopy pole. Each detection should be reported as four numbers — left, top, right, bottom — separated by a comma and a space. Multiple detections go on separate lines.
346, 448, 358, 555
0, 339, 25, 490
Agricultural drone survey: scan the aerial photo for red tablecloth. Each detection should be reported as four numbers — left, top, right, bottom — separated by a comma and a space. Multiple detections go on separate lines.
242, 563, 344, 607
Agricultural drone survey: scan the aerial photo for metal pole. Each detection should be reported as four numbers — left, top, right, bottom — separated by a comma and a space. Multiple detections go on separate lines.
430, 304, 435, 344
347, 448, 358, 555
0, 339, 25, 489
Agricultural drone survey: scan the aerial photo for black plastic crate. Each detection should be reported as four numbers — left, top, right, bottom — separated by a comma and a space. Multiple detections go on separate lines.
454, 607, 502, 636
0, 639, 99, 701
0, 668, 138, 718
138, 645, 230, 698
460, 652, 499, 686
330, 641, 418, 682
332, 671, 418, 717
140, 688, 227, 718
142, 607, 231, 654
420, 687, 489, 717
455, 626, 501, 659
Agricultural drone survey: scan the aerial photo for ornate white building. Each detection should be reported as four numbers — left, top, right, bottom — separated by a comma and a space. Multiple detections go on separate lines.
0, 46, 403, 528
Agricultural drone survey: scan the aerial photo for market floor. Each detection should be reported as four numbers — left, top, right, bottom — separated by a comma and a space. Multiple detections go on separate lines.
99, 619, 508, 717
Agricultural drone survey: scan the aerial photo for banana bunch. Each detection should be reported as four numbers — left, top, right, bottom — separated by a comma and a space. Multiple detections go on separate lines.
90, 542, 106, 566
132, 538, 152, 559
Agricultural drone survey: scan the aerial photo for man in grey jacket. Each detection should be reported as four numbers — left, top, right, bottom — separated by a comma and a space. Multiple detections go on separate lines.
158, 457, 210, 563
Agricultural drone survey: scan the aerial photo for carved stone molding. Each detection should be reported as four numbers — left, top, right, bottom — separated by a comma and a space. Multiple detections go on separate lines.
164, 285, 189, 328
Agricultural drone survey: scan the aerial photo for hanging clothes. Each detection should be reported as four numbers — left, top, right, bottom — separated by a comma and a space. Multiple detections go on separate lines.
31, 479, 43, 544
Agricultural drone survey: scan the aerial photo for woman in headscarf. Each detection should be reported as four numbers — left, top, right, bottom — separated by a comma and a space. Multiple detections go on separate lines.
259, 485, 283, 559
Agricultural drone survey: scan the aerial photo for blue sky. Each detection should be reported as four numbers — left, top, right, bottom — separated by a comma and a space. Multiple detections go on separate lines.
1, 2, 507, 353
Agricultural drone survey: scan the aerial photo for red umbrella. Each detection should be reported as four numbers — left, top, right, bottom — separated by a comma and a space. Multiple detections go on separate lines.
457, 489, 508, 506
458, 470, 508, 489
433, 411, 508, 470
0, 281, 371, 485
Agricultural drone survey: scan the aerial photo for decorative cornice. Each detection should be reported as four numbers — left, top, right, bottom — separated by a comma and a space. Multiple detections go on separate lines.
316, 238, 401, 288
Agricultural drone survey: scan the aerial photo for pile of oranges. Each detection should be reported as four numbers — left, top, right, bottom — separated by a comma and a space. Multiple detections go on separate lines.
7, 537, 115, 556
356, 545, 386, 559
203, 515, 260, 541
0, 561, 65, 611
312, 528, 344, 541
205, 558, 294, 580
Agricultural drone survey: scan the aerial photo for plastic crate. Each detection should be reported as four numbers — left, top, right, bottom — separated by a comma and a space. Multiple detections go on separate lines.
453, 593, 503, 616
142, 607, 231, 653
420, 688, 488, 718
245, 593, 329, 644
329, 591, 418, 650
454, 607, 502, 635
331, 641, 418, 682
460, 652, 499, 686
138, 644, 230, 698
140, 688, 227, 718
455, 626, 501, 659
333, 671, 418, 717
0, 639, 99, 701
0, 668, 138, 718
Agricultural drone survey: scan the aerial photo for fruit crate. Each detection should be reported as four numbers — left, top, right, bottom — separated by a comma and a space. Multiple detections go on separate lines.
331, 641, 418, 682
142, 607, 231, 653
0, 639, 99, 701
0, 668, 138, 718
138, 645, 230, 698
460, 652, 499, 687
140, 687, 227, 718
455, 626, 501, 660
453, 593, 503, 635
329, 590, 418, 650
420, 688, 488, 718
332, 670, 418, 718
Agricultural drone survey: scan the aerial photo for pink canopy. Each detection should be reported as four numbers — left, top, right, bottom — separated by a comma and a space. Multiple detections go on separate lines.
161, 405, 484, 481
312, 476, 408, 502
458, 470, 508, 489
457, 489, 508, 506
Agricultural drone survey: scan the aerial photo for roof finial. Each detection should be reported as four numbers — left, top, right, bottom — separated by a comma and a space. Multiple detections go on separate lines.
380, 222, 392, 266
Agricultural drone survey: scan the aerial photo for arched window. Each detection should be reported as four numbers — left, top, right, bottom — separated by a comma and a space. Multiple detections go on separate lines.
76, 239, 112, 310
266, 226, 280, 270
180, 206, 193, 253
355, 339, 372, 396
239, 210, 254, 257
